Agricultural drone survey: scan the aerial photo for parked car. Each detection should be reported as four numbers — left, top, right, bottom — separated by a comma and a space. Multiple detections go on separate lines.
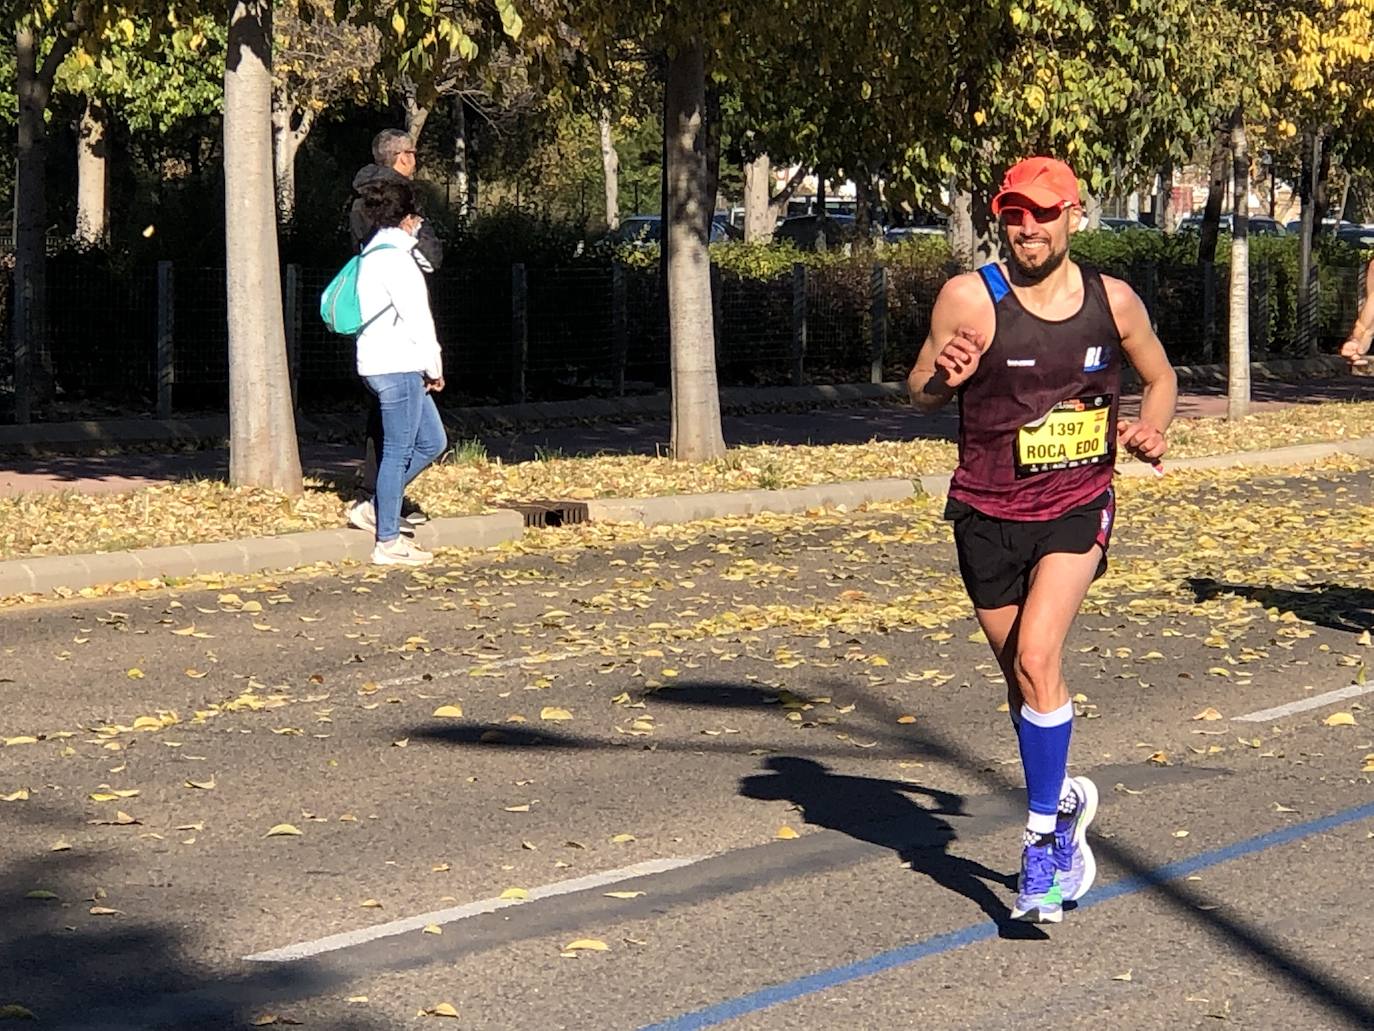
883, 225, 946, 242
1177, 214, 1285, 235
774, 213, 881, 250
613, 214, 737, 246
1099, 217, 1154, 232
1336, 225, 1374, 248
1284, 218, 1356, 235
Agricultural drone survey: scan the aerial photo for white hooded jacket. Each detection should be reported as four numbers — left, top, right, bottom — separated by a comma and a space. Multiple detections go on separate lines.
354, 226, 444, 381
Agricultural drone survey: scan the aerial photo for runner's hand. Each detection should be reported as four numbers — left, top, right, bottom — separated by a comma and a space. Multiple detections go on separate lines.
426, 376, 445, 393
1340, 338, 1371, 366
933, 328, 987, 388
1117, 419, 1166, 462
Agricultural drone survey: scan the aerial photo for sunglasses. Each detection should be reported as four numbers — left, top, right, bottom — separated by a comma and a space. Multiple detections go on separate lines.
999, 203, 1069, 226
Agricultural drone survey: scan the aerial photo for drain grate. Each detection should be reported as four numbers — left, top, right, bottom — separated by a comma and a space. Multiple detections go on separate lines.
509, 500, 590, 528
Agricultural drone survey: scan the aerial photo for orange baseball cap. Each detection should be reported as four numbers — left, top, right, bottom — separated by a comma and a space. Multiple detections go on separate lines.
990, 157, 1081, 215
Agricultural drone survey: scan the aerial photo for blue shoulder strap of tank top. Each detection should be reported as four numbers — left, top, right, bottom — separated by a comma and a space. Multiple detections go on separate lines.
977, 263, 1010, 304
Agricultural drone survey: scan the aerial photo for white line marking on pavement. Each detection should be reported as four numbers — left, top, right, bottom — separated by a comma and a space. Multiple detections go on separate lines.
1232, 682, 1374, 723
243, 855, 707, 963
377, 650, 578, 689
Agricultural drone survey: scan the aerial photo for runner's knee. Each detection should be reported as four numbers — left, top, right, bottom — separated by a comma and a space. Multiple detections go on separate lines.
1013, 646, 1061, 703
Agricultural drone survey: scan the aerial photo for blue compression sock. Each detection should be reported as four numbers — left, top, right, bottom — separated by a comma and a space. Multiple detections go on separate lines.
1017, 701, 1073, 835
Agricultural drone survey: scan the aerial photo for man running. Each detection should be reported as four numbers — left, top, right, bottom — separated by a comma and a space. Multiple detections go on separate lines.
907, 157, 1177, 923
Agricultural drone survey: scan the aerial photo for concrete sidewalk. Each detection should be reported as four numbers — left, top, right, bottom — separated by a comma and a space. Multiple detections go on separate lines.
5, 373, 1374, 499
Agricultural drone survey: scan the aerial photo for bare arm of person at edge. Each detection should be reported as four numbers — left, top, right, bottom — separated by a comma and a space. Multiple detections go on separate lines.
906, 275, 994, 411
1103, 278, 1177, 463
1339, 260, 1374, 367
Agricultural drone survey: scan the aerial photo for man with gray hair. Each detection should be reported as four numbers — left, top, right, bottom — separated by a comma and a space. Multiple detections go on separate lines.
347, 129, 445, 527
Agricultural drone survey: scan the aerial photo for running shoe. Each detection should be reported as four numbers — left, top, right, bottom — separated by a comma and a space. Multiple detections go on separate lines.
1054, 775, 1099, 902
1011, 835, 1063, 923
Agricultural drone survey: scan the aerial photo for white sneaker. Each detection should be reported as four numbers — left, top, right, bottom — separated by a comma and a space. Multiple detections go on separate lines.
349, 499, 413, 536
346, 499, 377, 533
371, 537, 433, 566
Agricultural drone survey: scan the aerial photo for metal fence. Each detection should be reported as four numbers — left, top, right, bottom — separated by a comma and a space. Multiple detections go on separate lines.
0, 255, 1364, 422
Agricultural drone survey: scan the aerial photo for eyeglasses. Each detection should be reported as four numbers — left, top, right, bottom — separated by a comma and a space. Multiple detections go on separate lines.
999, 203, 1069, 227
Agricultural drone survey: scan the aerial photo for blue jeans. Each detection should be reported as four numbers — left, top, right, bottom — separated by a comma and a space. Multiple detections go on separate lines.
362, 372, 447, 542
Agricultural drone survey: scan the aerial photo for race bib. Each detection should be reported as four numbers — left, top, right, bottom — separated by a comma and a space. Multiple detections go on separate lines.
1015, 394, 1113, 477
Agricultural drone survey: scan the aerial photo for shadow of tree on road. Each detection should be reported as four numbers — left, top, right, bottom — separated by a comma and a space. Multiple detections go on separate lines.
0, 803, 383, 1031
1188, 577, 1374, 633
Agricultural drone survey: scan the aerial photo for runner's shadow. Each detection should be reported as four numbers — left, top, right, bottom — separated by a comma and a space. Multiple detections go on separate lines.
739, 756, 1046, 941
1187, 577, 1374, 633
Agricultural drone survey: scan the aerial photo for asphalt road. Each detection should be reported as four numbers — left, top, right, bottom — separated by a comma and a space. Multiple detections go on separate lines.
1, 459, 1373, 1029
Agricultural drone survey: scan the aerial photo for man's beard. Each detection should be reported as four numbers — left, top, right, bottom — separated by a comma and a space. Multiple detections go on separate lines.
1007, 240, 1068, 283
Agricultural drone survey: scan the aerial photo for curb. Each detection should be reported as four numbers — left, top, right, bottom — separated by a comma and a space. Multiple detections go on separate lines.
4, 434, 1374, 600
0, 512, 525, 599
584, 478, 919, 527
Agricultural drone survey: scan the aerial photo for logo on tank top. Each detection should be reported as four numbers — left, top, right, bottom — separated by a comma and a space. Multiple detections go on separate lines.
1082, 345, 1109, 372
1006, 358, 1037, 367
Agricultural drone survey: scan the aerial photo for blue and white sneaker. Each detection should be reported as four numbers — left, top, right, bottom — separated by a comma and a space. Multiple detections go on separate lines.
1011, 833, 1063, 923
1053, 775, 1098, 902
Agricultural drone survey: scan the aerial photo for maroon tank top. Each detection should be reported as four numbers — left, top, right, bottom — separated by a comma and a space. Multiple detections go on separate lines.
947, 263, 1121, 520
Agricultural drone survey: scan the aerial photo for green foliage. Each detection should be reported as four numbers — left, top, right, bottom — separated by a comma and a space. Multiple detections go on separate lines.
57, 14, 225, 133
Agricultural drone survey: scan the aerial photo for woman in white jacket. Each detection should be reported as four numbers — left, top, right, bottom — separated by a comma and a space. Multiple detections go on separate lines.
348, 180, 448, 566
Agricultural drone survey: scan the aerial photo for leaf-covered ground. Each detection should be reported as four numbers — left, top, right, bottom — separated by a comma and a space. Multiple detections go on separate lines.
4, 400, 1374, 564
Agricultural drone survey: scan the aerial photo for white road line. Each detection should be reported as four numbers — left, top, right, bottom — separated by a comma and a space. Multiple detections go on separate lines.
243, 855, 707, 963
1232, 682, 1374, 723
377, 650, 578, 689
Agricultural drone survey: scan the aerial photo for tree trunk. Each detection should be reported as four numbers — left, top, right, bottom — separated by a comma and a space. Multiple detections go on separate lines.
1227, 107, 1250, 420
1297, 128, 1323, 355
12, 24, 74, 421
402, 83, 430, 144
598, 107, 620, 231
1158, 157, 1174, 232
465, 111, 479, 216
950, 181, 997, 271
855, 163, 873, 239
1198, 130, 1229, 263
664, 39, 725, 462
75, 94, 108, 246
452, 96, 469, 218
224, 0, 303, 493
270, 90, 313, 226
1083, 192, 1103, 230
743, 154, 773, 242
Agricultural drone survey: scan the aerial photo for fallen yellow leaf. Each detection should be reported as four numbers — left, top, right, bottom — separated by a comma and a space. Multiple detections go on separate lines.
775, 826, 800, 840
1325, 712, 1357, 727
184, 778, 215, 791
540, 706, 573, 722
432, 704, 464, 719
896, 715, 917, 724
126, 668, 145, 679
610, 832, 635, 843
1, 788, 30, 802
499, 887, 529, 901
360, 899, 382, 908
604, 891, 645, 899
4, 736, 39, 747
563, 938, 610, 952
424, 1002, 460, 1018
1191, 707, 1223, 721
264, 823, 302, 837
423, 924, 443, 935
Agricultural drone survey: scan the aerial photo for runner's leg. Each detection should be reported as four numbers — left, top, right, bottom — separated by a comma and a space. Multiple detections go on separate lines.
1013, 546, 1101, 828
973, 604, 1025, 723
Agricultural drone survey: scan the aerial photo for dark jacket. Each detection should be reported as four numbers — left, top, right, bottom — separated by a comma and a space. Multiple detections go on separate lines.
348, 163, 444, 272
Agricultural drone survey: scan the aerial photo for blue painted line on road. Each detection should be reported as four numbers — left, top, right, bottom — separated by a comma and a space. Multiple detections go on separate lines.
639, 799, 1374, 1031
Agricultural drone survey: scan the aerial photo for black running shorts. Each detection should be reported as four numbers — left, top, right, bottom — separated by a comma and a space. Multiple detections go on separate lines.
944, 489, 1115, 610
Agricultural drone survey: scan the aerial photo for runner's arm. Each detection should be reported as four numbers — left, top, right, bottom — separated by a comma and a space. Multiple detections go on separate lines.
907, 274, 990, 412
1106, 278, 1176, 460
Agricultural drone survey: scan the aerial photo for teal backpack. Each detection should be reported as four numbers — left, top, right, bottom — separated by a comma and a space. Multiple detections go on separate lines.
319, 243, 396, 335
